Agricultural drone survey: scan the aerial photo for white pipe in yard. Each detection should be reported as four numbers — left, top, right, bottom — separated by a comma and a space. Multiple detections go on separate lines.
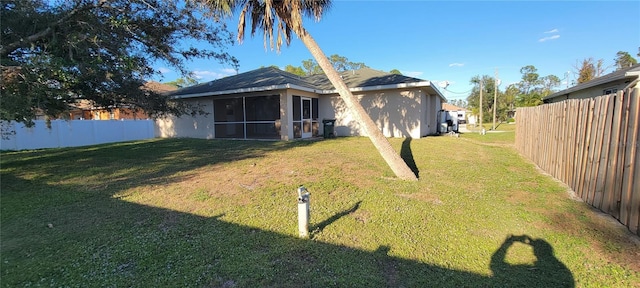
297, 186, 310, 238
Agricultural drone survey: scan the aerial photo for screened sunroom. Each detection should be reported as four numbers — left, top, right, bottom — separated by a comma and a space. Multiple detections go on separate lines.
212, 95, 282, 139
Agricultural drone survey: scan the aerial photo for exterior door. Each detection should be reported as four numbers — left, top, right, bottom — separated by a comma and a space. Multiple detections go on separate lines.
301, 97, 312, 138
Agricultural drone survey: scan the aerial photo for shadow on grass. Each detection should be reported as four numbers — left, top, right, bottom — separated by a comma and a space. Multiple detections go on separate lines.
0, 138, 315, 198
312, 201, 361, 236
1, 139, 576, 286
1, 173, 575, 287
490, 235, 574, 287
400, 137, 419, 179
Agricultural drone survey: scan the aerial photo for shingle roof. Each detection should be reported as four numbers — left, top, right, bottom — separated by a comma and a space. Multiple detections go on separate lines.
168, 67, 316, 97
169, 66, 437, 98
442, 103, 468, 111
544, 64, 640, 100
304, 67, 428, 90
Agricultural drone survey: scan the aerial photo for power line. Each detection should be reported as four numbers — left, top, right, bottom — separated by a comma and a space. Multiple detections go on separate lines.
443, 87, 473, 94
446, 96, 470, 100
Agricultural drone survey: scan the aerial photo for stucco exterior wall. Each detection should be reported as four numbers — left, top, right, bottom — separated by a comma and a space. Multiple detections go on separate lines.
420, 93, 428, 137
155, 98, 215, 139
421, 94, 441, 136
318, 94, 360, 137
319, 89, 424, 138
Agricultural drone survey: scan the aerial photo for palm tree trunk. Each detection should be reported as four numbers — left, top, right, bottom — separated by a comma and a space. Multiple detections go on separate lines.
297, 28, 418, 181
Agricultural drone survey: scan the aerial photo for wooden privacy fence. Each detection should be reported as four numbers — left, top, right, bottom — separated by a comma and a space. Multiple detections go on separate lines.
515, 87, 639, 236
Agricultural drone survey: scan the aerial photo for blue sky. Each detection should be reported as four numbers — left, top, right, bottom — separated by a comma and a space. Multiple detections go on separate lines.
154, 0, 640, 101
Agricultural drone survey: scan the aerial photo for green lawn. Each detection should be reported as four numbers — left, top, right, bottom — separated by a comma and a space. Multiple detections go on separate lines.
1, 134, 638, 287
462, 122, 516, 145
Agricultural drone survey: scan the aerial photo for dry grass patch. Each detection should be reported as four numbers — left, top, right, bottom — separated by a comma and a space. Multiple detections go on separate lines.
395, 193, 443, 205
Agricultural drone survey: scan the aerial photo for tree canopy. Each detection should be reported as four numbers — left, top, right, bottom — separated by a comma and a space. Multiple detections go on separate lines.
466, 75, 501, 122
514, 65, 560, 107
286, 54, 368, 76
448, 99, 467, 108
1, 0, 238, 126
573, 58, 607, 84
164, 77, 200, 89
466, 65, 561, 123
614, 51, 638, 70
284, 64, 306, 76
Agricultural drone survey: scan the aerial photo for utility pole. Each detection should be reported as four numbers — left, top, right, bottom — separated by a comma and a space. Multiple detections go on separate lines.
492, 68, 499, 131
479, 80, 483, 133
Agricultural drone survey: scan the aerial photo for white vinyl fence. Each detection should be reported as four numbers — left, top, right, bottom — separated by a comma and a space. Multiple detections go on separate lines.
1, 120, 155, 151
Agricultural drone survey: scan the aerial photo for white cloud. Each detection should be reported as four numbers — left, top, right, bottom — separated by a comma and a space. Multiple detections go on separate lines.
220, 68, 238, 74
539, 35, 560, 42
157, 67, 171, 74
402, 71, 423, 78
544, 28, 559, 34
448, 63, 464, 67
191, 69, 236, 81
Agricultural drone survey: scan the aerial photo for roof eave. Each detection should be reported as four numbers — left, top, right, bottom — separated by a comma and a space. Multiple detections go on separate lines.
316, 81, 447, 100
545, 70, 640, 100
169, 80, 449, 101
172, 83, 316, 99
625, 71, 640, 77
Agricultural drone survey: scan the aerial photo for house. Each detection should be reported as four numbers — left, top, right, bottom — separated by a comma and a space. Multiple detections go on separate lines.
36, 81, 177, 121
441, 103, 468, 124
439, 103, 469, 133
156, 67, 446, 140
544, 64, 640, 103
68, 81, 178, 120
66, 100, 149, 120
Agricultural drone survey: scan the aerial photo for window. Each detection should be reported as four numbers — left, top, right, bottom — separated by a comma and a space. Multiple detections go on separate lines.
293, 96, 301, 121
214, 123, 244, 138
214, 98, 243, 122
245, 96, 280, 121
603, 88, 618, 95
303, 98, 311, 119
213, 96, 281, 139
312, 98, 319, 120
246, 123, 280, 139
245, 95, 280, 139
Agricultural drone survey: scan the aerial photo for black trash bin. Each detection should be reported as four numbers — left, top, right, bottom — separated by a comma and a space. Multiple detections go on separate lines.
322, 119, 336, 138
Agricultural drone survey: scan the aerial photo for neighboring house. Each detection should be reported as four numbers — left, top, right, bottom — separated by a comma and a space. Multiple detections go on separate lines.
37, 81, 177, 121
439, 103, 469, 133
81, 81, 177, 120
156, 67, 446, 140
544, 64, 640, 103
441, 103, 468, 124
443, 103, 479, 127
